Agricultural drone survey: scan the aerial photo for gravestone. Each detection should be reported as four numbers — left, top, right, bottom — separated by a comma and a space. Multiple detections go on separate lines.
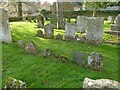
73, 51, 86, 65
65, 22, 76, 40
87, 52, 103, 71
0, 8, 12, 43
5, 77, 26, 89
55, 34, 63, 40
111, 14, 120, 31
43, 49, 52, 58
49, 13, 57, 28
107, 16, 112, 22
25, 41, 37, 54
83, 78, 120, 89
18, 40, 25, 48
37, 14, 44, 28
37, 30, 44, 38
76, 16, 87, 33
44, 23, 54, 38
86, 17, 104, 44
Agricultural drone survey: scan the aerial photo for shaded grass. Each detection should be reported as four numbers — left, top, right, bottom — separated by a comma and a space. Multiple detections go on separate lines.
2, 21, 119, 88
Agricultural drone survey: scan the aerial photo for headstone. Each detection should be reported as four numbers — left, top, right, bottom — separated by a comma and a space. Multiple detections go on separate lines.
0, 8, 12, 43
5, 77, 26, 88
25, 41, 37, 54
43, 49, 52, 58
44, 23, 54, 38
107, 16, 112, 22
73, 51, 86, 65
87, 52, 103, 71
37, 14, 44, 28
37, 30, 44, 38
49, 13, 57, 28
65, 22, 76, 40
111, 14, 120, 31
76, 16, 87, 33
18, 40, 25, 48
83, 78, 120, 89
55, 34, 63, 40
86, 17, 104, 44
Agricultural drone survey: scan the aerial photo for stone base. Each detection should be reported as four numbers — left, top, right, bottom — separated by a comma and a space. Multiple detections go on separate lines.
111, 25, 120, 31
105, 30, 120, 35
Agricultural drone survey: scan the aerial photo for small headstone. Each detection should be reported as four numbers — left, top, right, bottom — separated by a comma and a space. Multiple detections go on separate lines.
18, 40, 25, 48
37, 14, 44, 28
55, 34, 63, 40
83, 78, 120, 89
43, 49, 52, 58
5, 77, 26, 89
49, 13, 57, 28
1, 8, 12, 43
44, 23, 54, 38
73, 51, 86, 65
25, 41, 37, 54
87, 52, 103, 71
37, 30, 44, 38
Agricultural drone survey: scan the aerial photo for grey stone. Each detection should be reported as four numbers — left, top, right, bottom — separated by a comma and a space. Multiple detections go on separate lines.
37, 14, 44, 28
87, 52, 103, 71
25, 41, 37, 54
18, 40, 25, 48
73, 51, 86, 65
55, 34, 63, 40
37, 30, 44, 38
86, 17, 104, 44
49, 13, 57, 28
1, 8, 12, 43
5, 77, 26, 88
83, 78, 120, 89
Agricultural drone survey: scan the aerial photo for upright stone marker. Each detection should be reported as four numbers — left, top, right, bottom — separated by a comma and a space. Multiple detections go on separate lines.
86, 17, 104, 44
49, 13, 57, 28
0, 8, 12, 43
37, 14, 44, 28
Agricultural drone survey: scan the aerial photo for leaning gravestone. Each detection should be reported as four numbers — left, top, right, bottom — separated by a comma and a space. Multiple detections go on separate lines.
37, 14, 44, 28
0, 8, 12, 43
49, 13, 57, 28
83, 78, 120, 89
5, 77, 26, 89
25, 41, 37, 54
73, 51, 86, 65
86, 17, 104, 44
44, 23, 54, 38
87, 52, 103, 71
65, 22, 76, 40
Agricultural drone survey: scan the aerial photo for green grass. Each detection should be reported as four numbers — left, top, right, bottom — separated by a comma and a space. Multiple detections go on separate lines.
2, 20, 119, 88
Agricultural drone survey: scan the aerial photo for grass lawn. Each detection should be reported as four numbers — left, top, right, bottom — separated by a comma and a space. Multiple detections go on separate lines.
2, 20, 119, 88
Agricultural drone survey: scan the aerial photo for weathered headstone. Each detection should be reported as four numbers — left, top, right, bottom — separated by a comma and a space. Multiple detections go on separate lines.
37, 30, 44, 38
76, 16, 87, 33
65, 22, 76, 40
25, 41, 37, 54
0, 8, 12, 43
5, 77, 26, 89
87, 52, 103, 71
107, 16, 112, 22
44, 23, 54, 38
73, 51, 86, 65
49, 13, 57, 28
86, 17, 104, 44
18, 40, 25, 48
83, 78, 120, 89
37, 14, 44, 28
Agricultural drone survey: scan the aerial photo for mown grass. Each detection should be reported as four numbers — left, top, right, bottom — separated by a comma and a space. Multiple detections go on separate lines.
2, 20, 119, 88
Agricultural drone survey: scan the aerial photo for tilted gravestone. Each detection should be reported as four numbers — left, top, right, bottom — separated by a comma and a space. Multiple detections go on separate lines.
73, 51, 86, 65
86, 17, 104, 44
44, 23, 54, 38
111, 14, 120, 31
49, 13, 57, 28
0, 8, 12, 43
37, 14, 44, 28
87, 52, 103, 71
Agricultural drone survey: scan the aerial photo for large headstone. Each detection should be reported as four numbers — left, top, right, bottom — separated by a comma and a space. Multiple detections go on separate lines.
83, 78, 120, 89
44, 23, 54, 38
87, 52, 103, 71
111, 14, 120, 31
49, 13, 57, 28
65, 22, 76, 39
76, 16, 87, 32
37, 14, 44, 28
86, 17, 104, 44
73, 51, 86, 65
0, 8, 12, 43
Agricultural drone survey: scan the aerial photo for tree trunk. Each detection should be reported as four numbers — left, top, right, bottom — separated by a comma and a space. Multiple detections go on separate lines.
18, 2, 22, 18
